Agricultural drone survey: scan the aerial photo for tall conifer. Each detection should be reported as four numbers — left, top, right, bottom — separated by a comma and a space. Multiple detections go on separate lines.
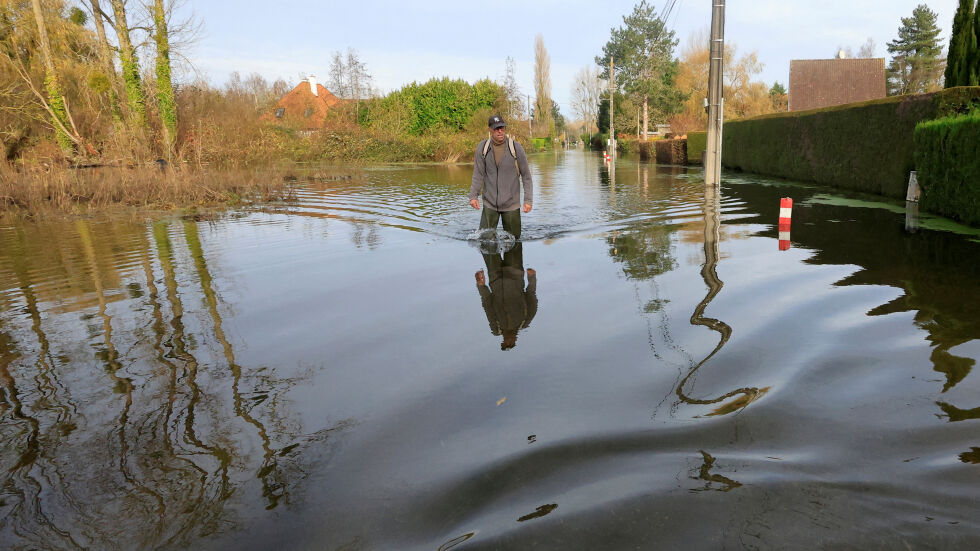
945, 0, 973, 87
972, 1, 980, 85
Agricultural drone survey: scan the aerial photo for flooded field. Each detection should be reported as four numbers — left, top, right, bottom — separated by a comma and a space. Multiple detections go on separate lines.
2, 150, 979, 550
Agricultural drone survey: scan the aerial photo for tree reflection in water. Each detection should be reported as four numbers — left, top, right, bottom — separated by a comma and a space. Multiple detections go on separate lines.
0, 217, 350, 549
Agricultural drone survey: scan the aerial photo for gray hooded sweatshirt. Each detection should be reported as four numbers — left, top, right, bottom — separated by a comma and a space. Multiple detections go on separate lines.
469, 138, 533, 212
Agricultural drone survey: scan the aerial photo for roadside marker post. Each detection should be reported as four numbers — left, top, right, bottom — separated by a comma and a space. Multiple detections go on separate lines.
906, 171, 920, 202
778, 197, 792, 251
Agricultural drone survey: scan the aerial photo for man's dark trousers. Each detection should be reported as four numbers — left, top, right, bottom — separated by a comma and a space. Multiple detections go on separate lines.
480, 208, 521, 239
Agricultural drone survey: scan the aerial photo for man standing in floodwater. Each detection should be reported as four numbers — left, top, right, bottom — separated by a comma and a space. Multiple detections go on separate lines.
469, 115, 533, 239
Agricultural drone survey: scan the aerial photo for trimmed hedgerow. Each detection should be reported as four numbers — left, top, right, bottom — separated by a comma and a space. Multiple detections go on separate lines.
686, 131, 706, 165
914, 112, 980, 226
722, 87, 980, 199
655, 139, 686, 165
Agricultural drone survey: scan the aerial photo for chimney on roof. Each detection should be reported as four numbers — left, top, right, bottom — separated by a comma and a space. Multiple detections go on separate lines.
308, 75, 318, 96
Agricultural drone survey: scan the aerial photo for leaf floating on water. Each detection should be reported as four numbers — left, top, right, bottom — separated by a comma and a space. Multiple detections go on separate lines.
517, 503, 557, 522
496, 397, 506, 407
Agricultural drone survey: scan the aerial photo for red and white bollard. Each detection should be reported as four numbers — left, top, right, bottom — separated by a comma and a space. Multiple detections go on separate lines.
778, 197, 792, 251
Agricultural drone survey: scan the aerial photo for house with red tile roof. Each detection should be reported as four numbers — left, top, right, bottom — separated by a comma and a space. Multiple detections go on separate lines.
789, 55, 886, 112
263, 76, 341, 129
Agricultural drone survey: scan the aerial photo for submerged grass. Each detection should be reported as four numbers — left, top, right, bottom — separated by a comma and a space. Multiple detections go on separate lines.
0, 162, 296, 218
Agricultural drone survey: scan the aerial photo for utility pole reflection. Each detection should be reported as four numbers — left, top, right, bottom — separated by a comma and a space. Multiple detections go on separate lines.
677, 184, 768, 415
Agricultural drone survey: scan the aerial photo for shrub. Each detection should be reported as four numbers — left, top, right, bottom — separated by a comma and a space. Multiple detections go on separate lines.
686, 131, 706, 164
655, 140, 687, 165
371, 77, 504, 136
531, 137, 550, 151
722, 87, 980, 198
616, 137, 634, 154
914, 112, 980, 226
590, 133, 609, 151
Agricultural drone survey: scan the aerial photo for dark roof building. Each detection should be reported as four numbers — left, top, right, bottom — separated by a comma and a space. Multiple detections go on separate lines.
789, 57, 886, 112
263, 76, 340, 129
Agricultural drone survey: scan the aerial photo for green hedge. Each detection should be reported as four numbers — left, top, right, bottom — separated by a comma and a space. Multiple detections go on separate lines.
722, 87, 980, 198
370, 77, 502, 136
686, 131, 706, 164
914, 112, 980, 226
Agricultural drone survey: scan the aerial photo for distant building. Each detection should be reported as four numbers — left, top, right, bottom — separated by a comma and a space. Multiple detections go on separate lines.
789, 56, 886, 112
264, 75, 340, 129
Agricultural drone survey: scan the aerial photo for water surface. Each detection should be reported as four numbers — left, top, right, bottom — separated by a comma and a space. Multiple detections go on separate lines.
1, 150, 979, 550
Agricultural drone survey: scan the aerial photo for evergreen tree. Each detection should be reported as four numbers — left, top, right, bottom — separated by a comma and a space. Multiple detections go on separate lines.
596, 1, 685, 140
886, 4, 945, 95
972, 1, 980, 85
944, 0, 973, 87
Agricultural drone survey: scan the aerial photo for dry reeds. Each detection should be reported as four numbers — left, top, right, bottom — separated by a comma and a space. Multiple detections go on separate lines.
0, 161, 294, 217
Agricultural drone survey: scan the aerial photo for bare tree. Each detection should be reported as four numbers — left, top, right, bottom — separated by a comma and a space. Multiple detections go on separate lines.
328, 51, 348, 98
345, 48, 371, 111
503, 56, 524, 120
857, 37, 876, 58
30, 0, 73, 152
533, 34, 553, 137
88, 0, 122, 121
329, 48, 372, 101
570, 66, 603, 139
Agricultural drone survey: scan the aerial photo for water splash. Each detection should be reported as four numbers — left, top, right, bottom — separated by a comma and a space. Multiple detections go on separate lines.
466, 228, 516, 254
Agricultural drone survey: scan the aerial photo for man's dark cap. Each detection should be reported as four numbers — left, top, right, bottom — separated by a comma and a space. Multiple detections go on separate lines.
488, 115, 507, 129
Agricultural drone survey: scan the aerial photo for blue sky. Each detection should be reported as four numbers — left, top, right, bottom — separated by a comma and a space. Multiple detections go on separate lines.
174, 0, 958, 118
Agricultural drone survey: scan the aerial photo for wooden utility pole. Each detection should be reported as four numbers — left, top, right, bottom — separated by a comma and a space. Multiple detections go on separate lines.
705, 0, 726, 187
609, 57, 615, 157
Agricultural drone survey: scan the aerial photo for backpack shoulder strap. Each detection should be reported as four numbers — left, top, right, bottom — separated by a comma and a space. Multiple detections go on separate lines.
482, 137, 491, 157
508, 137, 517, 159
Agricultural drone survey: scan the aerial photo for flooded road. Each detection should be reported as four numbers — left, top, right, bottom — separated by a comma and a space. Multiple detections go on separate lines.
2, 150, 979, 550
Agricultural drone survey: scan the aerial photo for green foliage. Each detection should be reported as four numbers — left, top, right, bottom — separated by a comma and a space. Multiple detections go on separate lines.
914, 111, 980, 225
722, 87, 980, 198
531, 137, 550, 151
372, 77, 503, 136
886, 4, 945, 95
590, 133, 609, 151
596, 1, 684, 122
597, 93, 635, 134
686, 131, 706, 164
769, 82, 786, 96
973, 4, 980, 85
44, 74, 73, 153
944, 0, 974, 88
87, 71, 111, 94
154, 1, 177, 152
120, 49, 146, 125
68, 7, 86, 26
550, 100, 565, 136
616, 137, 634, 154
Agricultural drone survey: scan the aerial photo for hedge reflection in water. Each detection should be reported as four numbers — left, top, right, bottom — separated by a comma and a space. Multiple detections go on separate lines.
0, 217, 349, 549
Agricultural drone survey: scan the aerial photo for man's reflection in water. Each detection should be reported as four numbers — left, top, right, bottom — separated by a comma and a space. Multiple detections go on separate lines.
475, 243, 537, 350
